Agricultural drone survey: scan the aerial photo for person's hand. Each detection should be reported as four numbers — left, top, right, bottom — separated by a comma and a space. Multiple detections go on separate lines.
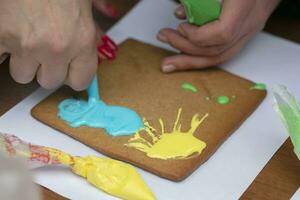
157, 0, 280, 73
0, 0, 115, 91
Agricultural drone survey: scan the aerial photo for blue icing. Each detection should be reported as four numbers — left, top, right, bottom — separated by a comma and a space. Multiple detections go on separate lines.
58, 77, 144, 136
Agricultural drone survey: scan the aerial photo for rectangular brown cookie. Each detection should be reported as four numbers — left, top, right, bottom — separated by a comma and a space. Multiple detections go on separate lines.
31, 39, 266, 181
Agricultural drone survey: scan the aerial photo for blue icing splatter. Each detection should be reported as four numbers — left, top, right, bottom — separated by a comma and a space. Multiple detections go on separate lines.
58, 77, 144, 136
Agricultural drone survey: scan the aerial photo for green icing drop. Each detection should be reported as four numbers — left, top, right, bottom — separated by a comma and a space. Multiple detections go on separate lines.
251, 83, 267, 91
217, 96, 230, 105
181, 83, 198, 93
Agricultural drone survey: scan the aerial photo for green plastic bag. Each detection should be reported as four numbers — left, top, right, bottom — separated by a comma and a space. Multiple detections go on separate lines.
273, 85, 300, 159
180, 0, 221, 26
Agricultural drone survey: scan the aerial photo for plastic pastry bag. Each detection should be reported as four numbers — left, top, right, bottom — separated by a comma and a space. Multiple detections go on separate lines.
0, 133, 156, 200
273, 85, 300, 159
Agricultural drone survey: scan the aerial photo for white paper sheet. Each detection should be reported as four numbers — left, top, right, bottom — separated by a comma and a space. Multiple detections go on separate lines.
0, 0, 300, 199
291, 188, 300, 200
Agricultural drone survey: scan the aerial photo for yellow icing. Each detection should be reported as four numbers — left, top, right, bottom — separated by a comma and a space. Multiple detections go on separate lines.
45, 148, 156, 200
126, 108, 208, 160
46, 147, 74, 165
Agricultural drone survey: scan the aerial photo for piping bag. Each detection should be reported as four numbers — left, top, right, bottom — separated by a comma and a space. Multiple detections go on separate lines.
0, 133, 156, 200
180, 0, 222, 26
273, 85, 300, 160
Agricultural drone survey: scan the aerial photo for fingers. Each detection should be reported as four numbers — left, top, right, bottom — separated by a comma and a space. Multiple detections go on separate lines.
157, 28, 229, 56
97, 41, 115, 60
178, 21, 231, 47
36, 61, 69, 89
157, 28, 201, 55
97, 35, 117, 61
178, 22, 220, 46
9, 33, 117, 91
161, 32, 253, 72
95, 21, 117, 61
175, 5, 186, 19
158, 0, 265, 73
9, 55, 39, 84
94, 23, 118, 60
177, 1, 253, 47
101, 35, 117, 51
66, 50, 98, 91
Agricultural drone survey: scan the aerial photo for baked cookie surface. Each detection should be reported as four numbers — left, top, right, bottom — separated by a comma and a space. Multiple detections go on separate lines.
31, 39, 266, 181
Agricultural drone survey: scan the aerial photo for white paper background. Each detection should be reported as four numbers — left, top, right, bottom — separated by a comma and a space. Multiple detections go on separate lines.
0, 0, 300, 199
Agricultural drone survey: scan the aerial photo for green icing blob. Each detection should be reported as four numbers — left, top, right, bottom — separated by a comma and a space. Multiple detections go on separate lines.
181, 83, 198, 93
217, 96, 230, 105
181, 0, 221, 26
251, 83, 267, 91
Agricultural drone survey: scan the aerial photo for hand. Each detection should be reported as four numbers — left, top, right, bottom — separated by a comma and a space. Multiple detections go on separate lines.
0, 0, 107, 91
157, 0, 281, 72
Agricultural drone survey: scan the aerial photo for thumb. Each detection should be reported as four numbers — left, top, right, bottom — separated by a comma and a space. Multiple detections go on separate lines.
161, 32, 253, 72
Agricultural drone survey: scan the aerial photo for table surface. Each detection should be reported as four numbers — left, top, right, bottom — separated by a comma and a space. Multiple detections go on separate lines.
0, 1, 299, 199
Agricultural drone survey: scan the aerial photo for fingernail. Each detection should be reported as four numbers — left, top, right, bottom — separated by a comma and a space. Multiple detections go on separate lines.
162, 64, 176, 73
97, 44, 116, 60
104, 3, 119, 18
157, 33, 168, 43
101, 35, 118, 51
175, 8, 184, 17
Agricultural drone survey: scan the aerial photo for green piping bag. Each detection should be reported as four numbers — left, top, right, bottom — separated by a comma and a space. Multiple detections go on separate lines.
273, 85, 300, 160
180, 0, 221, 26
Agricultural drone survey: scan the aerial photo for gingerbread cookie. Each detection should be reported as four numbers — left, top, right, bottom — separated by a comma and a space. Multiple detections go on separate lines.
31, 39, 266, 181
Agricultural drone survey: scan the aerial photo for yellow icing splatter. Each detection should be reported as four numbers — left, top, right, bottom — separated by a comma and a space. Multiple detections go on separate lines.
126, 108, 208, 160
45, 148, 156, 200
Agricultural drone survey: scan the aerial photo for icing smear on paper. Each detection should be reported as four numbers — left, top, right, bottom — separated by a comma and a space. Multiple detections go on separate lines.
58, 77, 144, 136
126, 108, 208, 160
